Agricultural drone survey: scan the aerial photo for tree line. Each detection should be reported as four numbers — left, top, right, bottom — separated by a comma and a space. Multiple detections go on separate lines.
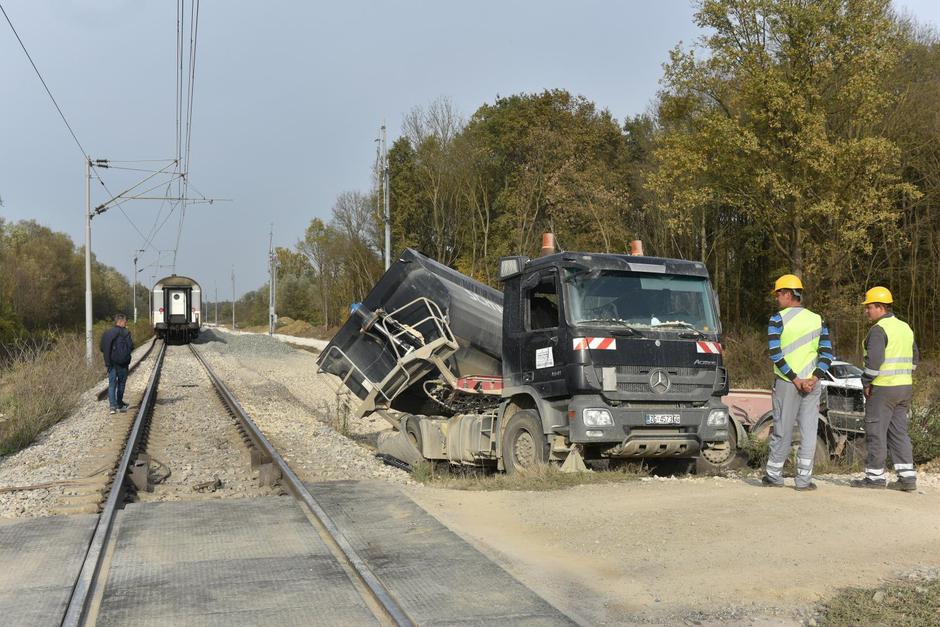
0, 218, 145, 344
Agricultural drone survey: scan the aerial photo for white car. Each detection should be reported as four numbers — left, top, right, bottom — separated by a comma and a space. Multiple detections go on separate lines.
820, 360, 864, 391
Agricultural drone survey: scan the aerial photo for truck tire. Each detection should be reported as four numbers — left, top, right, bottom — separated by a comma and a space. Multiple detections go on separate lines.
402, 414, 422, 451
696, 425, 741, 474
501, 410, 549, 474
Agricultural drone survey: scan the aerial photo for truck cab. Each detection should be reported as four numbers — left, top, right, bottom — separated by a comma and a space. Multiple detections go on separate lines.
496, 252, 730, 470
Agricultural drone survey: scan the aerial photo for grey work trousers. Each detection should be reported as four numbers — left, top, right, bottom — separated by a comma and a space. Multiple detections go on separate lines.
864, 385, 915, 483
765, 377, 821, 488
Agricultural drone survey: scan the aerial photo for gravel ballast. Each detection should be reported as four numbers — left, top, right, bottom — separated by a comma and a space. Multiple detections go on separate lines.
0, 341, 158, 519
137, 345, 279, 502
194, 329, 411, 485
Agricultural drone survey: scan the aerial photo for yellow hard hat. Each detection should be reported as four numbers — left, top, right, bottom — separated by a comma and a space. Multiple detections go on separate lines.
862, 286, 893, 305
774, 274, 803, 292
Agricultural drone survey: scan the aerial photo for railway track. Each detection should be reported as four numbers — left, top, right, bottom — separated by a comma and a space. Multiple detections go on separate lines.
61, 340, 415, 627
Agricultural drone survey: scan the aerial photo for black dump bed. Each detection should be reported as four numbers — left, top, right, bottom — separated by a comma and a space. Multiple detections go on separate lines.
318, 249, 503, 405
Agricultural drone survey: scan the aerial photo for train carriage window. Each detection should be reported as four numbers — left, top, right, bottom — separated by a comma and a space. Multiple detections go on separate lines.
526, 273, 559, 330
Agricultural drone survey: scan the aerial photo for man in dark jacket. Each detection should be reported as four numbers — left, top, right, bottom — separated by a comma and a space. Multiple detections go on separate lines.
100, 314, 134, 414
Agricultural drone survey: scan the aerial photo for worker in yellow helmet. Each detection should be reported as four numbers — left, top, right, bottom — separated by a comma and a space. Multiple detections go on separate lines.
762, 274, 833, 491
851, 287, 919, 491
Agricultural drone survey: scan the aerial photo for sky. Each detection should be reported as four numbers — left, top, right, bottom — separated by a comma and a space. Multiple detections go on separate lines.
2, 1, 939, 301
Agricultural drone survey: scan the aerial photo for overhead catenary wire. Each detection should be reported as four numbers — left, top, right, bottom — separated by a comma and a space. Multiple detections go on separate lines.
0, 1, 179, 259
0, 2, 87, 158
174, 0, 200, 270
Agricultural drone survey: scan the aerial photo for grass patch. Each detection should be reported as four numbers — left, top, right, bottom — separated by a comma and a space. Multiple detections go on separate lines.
818, 572, 940, 627
0, 333, 99, 456
911, 404, 940, 465
315, 396, 353, 436
411, 460, 650, 491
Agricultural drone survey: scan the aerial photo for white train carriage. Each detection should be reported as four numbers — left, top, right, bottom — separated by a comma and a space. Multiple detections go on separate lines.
153, 275, 202, 343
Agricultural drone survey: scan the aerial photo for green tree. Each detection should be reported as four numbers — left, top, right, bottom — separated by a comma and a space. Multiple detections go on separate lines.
649, 0, 917, 323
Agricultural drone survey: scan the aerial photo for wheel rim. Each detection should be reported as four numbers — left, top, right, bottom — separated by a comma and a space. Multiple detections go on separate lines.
513, 430, 537, 467
701, 442, 733, 465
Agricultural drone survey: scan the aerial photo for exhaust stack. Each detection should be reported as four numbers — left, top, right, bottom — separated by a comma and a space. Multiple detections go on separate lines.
629, 240, 644, 256
540, 233, 558, 257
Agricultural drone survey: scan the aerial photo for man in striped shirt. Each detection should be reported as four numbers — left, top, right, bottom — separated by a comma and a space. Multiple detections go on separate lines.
763, 275, 834, 491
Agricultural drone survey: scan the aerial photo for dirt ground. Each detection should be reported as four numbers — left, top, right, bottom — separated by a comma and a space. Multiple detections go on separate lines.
407, 475, 940, 626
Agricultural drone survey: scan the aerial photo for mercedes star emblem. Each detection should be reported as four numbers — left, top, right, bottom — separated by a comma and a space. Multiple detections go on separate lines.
649, 369, 671, 394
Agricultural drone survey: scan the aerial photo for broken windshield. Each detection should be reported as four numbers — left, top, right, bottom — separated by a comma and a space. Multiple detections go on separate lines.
564, 270, 719, 334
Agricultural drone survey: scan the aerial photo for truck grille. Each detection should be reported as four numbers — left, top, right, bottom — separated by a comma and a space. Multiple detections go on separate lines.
617, 383, 697, 394
602, 364, 718, 401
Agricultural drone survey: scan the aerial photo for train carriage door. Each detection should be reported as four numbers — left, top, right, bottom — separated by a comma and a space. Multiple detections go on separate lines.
169, 289, 187, 323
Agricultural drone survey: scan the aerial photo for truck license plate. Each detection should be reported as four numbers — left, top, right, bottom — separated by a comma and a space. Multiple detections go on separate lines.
645, 413, 680, 425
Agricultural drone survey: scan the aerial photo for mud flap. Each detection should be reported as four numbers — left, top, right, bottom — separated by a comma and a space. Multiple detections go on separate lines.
376, 429, 425, 468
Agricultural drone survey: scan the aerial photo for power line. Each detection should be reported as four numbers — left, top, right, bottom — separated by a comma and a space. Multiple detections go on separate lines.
0, 2, 87, 157
174, 0, 201, 270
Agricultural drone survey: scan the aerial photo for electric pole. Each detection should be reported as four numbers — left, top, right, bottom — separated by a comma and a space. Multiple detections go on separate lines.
132, 249, 144, 323
214, 282, 218, 325
84, 157, 93, 363
382, 123, 390, 270
231, 266, 236, 329
268, 225, 277, 335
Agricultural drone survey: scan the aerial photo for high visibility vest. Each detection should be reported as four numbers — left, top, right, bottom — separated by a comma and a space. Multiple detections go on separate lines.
865, 316, 914, 387
774, 307, 823, 381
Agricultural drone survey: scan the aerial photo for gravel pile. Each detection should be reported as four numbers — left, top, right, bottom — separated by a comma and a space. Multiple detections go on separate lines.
194, 334, 411, 485
195, 328, 297, 358
137, 345, 279, 502
0, 341, 158, 519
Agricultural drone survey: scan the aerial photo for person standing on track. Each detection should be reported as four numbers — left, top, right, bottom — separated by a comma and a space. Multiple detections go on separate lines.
852, 287, 919, 491
100, 313, 134, 415
762, 275, 834, 491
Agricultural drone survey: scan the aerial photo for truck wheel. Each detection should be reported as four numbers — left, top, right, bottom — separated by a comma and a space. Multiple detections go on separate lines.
814, 435, 829, 467
696, 425, 741, 474
501, 410, 549, 474
402, 414, 422, 452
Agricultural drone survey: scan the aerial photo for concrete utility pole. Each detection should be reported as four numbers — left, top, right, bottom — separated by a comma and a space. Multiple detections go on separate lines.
268, 225, 278, 335
231, 266, 236, 329
382, 123, 390, 270
132, 249, 144, 323
149, 275, 155, 322
84, 157, 93, 363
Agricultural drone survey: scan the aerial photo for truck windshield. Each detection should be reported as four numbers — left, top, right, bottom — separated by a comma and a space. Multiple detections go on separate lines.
564, 270, 719, 334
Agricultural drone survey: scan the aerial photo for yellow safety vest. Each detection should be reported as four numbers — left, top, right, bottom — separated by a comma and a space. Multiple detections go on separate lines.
865, 316, 914, 387
774, 307, 823, 381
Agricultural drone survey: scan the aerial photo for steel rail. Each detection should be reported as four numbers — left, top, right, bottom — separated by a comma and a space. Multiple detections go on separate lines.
63, 340, 167, 627
188, 344, 415, 627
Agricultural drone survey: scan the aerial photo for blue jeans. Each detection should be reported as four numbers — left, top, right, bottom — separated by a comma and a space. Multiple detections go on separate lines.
108, 365, 129, 409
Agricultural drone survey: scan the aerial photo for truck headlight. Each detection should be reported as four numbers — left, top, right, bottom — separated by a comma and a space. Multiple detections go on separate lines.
707, 409, 728, 426
583, 408, 613, 427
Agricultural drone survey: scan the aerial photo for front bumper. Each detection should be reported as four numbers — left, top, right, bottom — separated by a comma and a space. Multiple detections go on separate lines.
565, 394, 728, 458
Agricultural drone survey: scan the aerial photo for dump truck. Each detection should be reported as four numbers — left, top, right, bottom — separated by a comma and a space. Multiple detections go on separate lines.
317, 238, 734, 473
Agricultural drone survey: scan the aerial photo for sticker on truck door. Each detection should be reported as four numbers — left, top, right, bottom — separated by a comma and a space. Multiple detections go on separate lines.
535, 346, 554, 369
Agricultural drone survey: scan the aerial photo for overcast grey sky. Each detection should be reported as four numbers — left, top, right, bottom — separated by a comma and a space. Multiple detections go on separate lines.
2, 1, 938, 299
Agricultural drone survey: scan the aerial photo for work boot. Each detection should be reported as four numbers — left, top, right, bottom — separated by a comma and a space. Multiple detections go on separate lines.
761, 475, 784, 487
850, 477, 887, 489
794, 483, 818, 492
888, 478, 917, 492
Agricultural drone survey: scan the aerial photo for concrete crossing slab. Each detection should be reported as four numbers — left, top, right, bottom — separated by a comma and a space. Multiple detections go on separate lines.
0, 513, 98, 627
95, 496, 378, 626
307, 480, 575, 626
